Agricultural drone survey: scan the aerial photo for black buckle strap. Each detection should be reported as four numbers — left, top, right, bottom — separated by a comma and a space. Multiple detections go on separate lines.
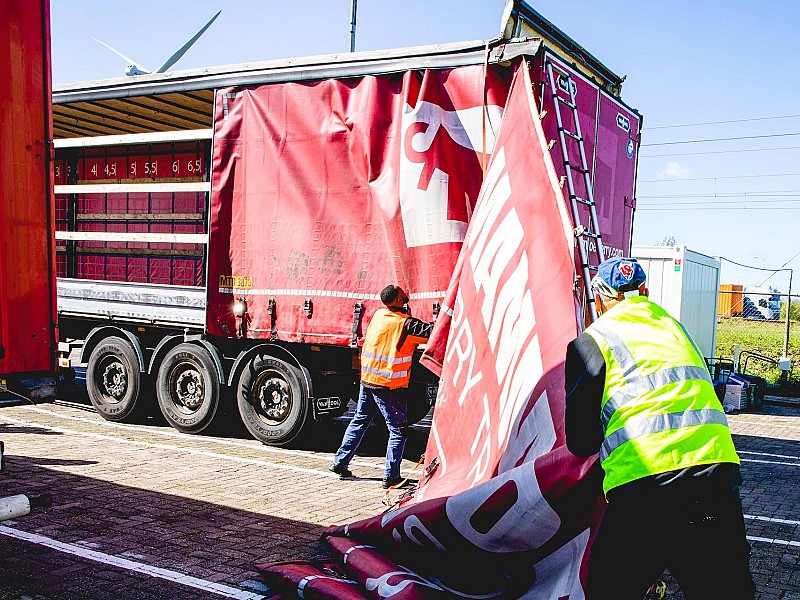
268, 298, 277, 340
350, 302, 364, 348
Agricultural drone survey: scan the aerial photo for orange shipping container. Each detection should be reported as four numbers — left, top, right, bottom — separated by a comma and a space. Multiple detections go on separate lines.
718, 284, 744, 317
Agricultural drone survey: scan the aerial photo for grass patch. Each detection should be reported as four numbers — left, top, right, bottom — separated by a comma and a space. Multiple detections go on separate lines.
715, 317, 800, 394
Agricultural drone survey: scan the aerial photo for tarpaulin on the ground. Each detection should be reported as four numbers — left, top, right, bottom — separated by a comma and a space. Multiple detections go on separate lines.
258, 61, 605, 599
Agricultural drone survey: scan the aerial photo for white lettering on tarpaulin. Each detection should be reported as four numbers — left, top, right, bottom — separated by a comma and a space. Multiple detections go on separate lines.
365, 571, 445, 597
499, 389, 557, 473
381, 502, 417, 528
471, 210, 525, 329
577, 237, 623, 259
399, 101, 503, 248
467, 395, 492, 485
445, 298, 483, 406
343, 544, 377, 564
445, 461, 561, 552
519, 528, 590, 600
298, 574, 363, 595
465, 146, 544, 451
400, 515, 447, 552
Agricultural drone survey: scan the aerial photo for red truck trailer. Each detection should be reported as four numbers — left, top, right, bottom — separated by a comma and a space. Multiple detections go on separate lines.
1, 0, 58, 401
0, 0, 56, 518
52, 1, 640, 446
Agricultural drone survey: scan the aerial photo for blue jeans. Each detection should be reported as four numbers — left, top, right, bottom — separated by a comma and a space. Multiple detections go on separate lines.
333, 384, 408, 479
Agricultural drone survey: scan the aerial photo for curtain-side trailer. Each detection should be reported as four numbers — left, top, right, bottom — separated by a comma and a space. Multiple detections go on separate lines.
52, 1, 641, 446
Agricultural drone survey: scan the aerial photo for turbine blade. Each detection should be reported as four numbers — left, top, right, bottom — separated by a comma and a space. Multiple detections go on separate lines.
155, 10, 221, 73
91, 37, 149, 73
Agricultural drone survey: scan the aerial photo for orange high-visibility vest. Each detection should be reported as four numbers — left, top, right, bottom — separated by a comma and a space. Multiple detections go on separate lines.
360, 308, 422, 389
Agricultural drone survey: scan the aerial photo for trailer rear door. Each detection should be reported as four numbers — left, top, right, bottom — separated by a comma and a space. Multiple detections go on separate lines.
0, 0, 57, 376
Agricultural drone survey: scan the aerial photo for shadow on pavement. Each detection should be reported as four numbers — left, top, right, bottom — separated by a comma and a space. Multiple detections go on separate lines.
0, 453, 331, 599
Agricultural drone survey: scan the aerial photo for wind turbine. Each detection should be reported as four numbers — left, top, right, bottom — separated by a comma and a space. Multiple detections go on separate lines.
92, 10, 221, 77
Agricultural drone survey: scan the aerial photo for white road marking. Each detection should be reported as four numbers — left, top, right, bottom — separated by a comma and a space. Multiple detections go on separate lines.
747, 535, 800, 547
732, 419, 800, 431
0, 525, 265, 599
745, 514, 800, 526
741, 458, 800, 467
0, 414, 338, 478
739, 450, 800, 461
16, 403, 412, 474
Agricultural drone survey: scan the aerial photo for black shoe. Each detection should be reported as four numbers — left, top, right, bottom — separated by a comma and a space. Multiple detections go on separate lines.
329, 464, 353, 479
382, 477, 404, 489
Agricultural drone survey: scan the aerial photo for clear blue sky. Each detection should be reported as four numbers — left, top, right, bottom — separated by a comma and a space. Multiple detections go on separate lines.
50, 1, 800, 293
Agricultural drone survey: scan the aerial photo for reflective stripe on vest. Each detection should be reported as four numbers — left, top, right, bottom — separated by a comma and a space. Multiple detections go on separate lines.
592, 317, 714, 428
361, 350, 414, 366
361, 365, 410, 380
600, 407, 729, 461
585, 296, 739, 494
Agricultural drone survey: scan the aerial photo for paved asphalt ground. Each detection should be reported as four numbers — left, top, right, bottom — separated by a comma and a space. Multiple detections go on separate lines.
0, 391, 798, 599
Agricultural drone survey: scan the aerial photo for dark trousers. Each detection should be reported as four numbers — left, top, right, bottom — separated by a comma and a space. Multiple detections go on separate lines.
586, 482, 755, 599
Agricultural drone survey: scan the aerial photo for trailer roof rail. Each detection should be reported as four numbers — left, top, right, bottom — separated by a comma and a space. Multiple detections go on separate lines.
54, 129, 213, 148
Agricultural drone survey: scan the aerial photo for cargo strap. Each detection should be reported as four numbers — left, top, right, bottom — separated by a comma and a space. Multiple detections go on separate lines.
350, 302, 364, 348
268, 298, 277, 340
545, 59, 607, 323
382, 454, 427, 508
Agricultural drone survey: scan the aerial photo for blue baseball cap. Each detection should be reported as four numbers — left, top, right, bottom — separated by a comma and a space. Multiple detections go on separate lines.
591, 257, 647, 298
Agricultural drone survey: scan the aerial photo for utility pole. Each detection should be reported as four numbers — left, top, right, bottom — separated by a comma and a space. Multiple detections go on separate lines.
783, 268, 793, 358
350, 0, 357, 52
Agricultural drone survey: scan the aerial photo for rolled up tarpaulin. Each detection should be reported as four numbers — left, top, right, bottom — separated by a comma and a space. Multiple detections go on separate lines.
255, 558, 367, 600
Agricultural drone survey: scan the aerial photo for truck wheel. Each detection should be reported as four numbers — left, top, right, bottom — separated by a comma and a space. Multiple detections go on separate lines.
237, 355, 308, 446
406, 382, 436, 425
156, 343, 220, 434
86, 336, 142, 422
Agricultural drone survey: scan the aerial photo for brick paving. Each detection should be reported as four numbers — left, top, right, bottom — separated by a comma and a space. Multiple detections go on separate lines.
0, 394, 797, 599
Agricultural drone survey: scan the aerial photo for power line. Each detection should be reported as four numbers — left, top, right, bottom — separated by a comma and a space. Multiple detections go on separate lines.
717, 256, 793, 291
647, 114, 800, 130
718, 256, 788, 273
637, 199, 800, 207
638, 191, 800, 199
643, 131, 800, 147
781, 249, 800, 268
639, 145, 800, 158
639, 172, 800, 183
637, 206, 800, 211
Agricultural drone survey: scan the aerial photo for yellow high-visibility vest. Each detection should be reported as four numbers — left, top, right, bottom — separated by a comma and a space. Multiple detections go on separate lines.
361, 308, 418, 389
585, 296, 740, 496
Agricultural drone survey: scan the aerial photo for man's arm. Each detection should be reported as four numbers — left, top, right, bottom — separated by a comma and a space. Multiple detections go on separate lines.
403, 316, 433, 342
564, 333, 606, 457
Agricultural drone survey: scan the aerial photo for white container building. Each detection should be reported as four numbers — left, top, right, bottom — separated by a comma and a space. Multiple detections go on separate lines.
631, 245, 721, 358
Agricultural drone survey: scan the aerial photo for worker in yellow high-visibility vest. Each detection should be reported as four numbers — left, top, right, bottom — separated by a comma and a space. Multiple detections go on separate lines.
330, 284, 432, 488
565, 257, 754, 599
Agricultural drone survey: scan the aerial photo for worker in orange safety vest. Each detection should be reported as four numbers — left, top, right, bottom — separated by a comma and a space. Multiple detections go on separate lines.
330, 284, 433, 488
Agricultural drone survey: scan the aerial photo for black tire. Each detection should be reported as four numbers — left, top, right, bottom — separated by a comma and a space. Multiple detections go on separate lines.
237, 354, 308, 446
86, 336, 142, 422
156, 343, 220, 434
406, 382, 436, 425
